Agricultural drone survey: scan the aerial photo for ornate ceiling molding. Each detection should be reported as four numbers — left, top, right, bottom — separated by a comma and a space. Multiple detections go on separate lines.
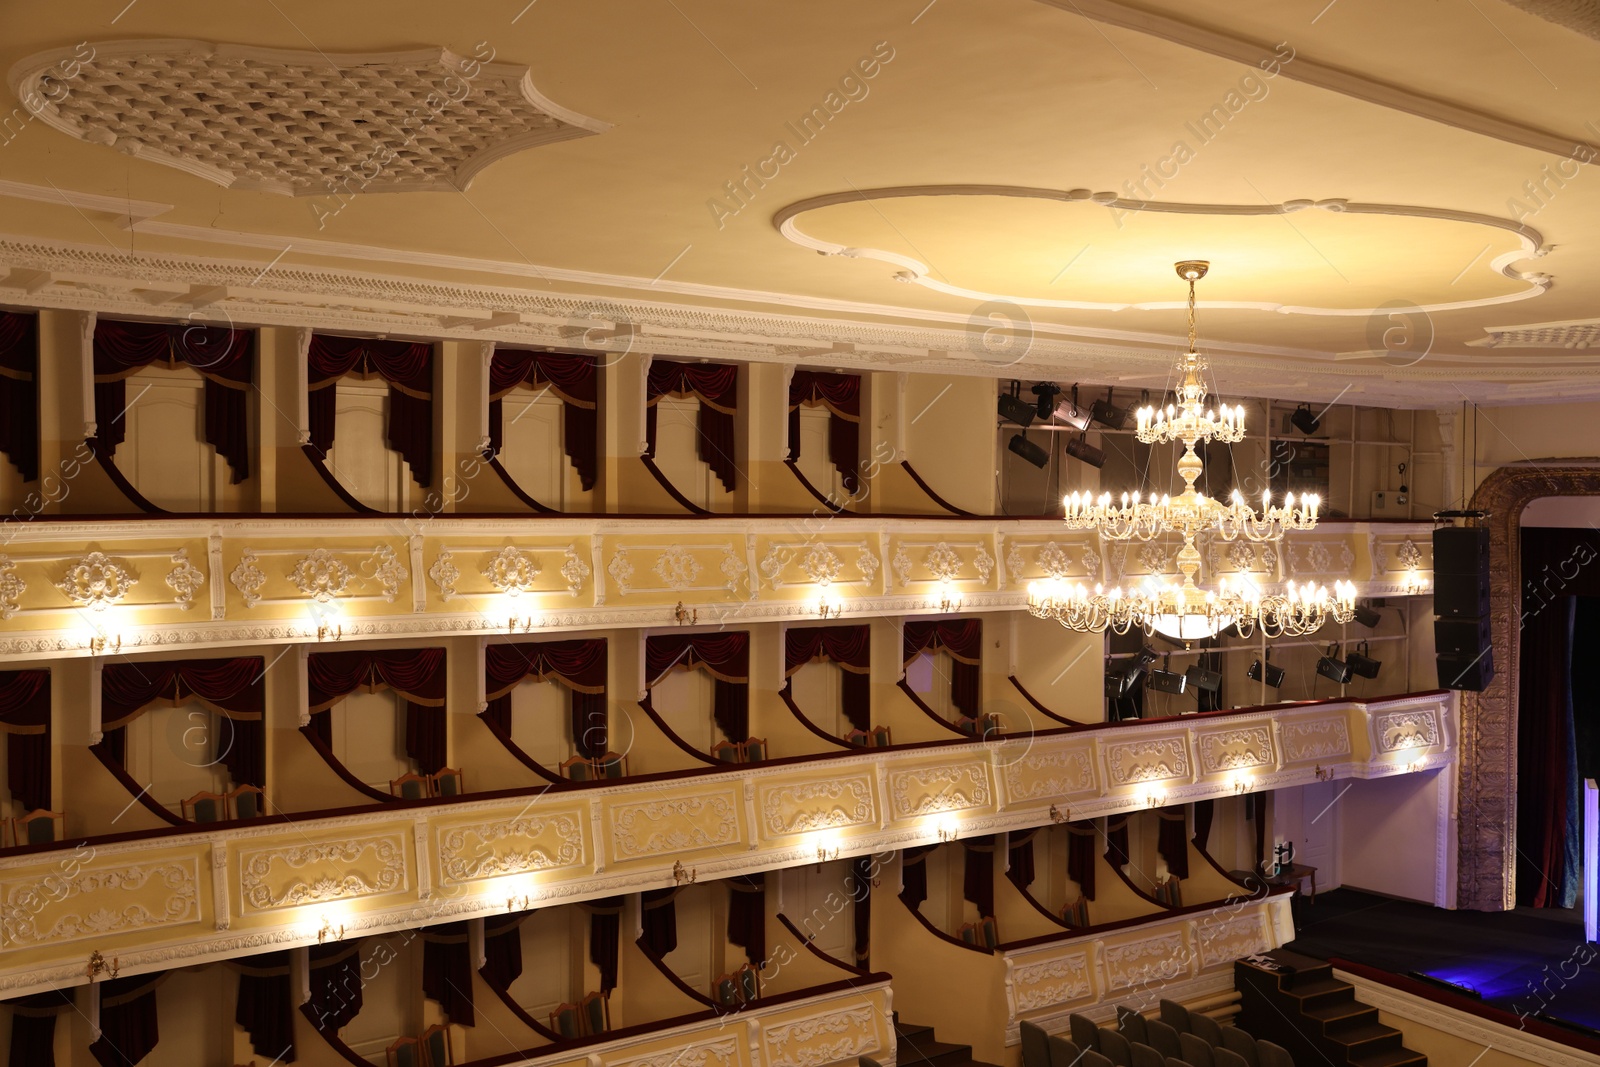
1468, 316, 1600, 350
7, 40, 609, 196
775, 185, 1550, 317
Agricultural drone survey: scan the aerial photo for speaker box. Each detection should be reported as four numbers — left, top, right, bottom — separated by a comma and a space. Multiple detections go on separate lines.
1434, 616, 1491, 656
1433, 526, 1489, 574
1434, 570, 1491, 618
1438, 649, 1495, 691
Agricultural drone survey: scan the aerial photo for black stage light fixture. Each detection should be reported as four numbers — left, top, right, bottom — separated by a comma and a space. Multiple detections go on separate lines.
1008, 432, 1050, 469
1347, 640, 1382, 679
1317, 644, 1353, 684
1090, 388, 1131, 430
1247, 653, 1285, 688
998, 381, 1035, 427
1148, 660, 1188, 695
1053, 384, 1091, 431
1290, 402, 1321, 435
1065, 432, 1106, 469
1031, 381, 1062, 420
1185, 662, 1222, 693
1353, 602, 1382, 629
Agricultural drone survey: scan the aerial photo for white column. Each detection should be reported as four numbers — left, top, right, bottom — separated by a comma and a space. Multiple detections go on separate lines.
293, 327, 312, 445
78, 311, 98, 439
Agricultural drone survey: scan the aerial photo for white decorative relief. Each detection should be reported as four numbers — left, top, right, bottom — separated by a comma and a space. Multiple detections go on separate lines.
287, 548, 352, 602
1104, 736, 1190, 785
759, 777, 875, 837
924, 542, 962, 583
1196, 727, 1274, 773
1226, 542, 1256, 573
607, 547, 634, 596
1012, 952, 1093, 1011
437, 813, 584, 882
1282, 718, 1351, 762
855, 546, 880, 584
1291, 540, 1356, 577
1374, 708, 1441, 752
613, 1037, 739, 1067
1082, 544, 1101, 577
1103, 931, 1187, 990
1037, 542, 1073, 578
56, 551, 136, 610
239, 833, 408, 911
363, 545, 407, 603
0, 858, 199, 947
0, 556, 25, 619
719, 545, 748, 594
560, 547, 591, 596
1004, 748, 1096, 801
1195, 912, 1271, 969
765, 1005, 878, 1067
1137, 542, 1174, 574
890, 544, 912, 588
483, 545, 541, 595
973, 543, 994, 583
889, 763, 991, 818
800, 544, 842, 585
1469, 318, 1600, 349
609, 792, 741, 859
11, 41, 610, 196
229, 550, 266, 607
164, 548, 206, 610
429, 550, 461, 602
1397, 539, 1423, 570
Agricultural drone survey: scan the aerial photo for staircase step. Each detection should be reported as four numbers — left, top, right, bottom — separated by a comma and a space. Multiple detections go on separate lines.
1302, 1001, 1379, 1029
1286, 976, 1357, 1010
895, 1035, 973, 1067
1336, 1022, 1407, 1057
1348, 1049, 1428, 1067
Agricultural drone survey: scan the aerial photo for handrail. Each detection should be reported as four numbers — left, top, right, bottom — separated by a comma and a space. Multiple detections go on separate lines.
633, 937, 720, 1008
639, 455, 714, 516
895, 678, 971, 737
635, 694, 724, 766
1008, 675, 1090, 727
87, 741, 186, 827
481, 977, 566, 1042
475, 710, 574, 786
777, 682, 857, 750
899, 459, 977, 516
776, 911, 874, 978
1108, 851, 1176, 911
85, 437, 169, 515
783, 459, 848, 514
997, 885, 1295, 952
484, 452, 564, 514
300, 1002, 378, 1066
1001, 866, 1075, 931
300, 444, 383, 514
1192, 828, 1265, 897
297, 724, 399, 804
898, 887, 993, 955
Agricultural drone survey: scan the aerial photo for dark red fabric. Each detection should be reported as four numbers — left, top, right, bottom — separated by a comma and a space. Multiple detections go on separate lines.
405, 703, 448, 775
646, 359, 739, 492
1193, 800, 1215, 852
1067, 821, 1098, 901
4, 989, 71, 1067
307, 649, 446, 710
645, 632, 749, 686
422, 922, 475, 1026
850, 856, 873, 966
307, 333, 434, 487
93, 318, 253, 483
840, 670, 872, 733
1104, 816, 1130, 868
1157, 808, 1190, 880
789, 370, 861, 491
0, 669, 50, 811
726, 873, 766, 966
784, 625, 870, 672
235, 951, 295, 1063
88, 973, 161, 1067
488, 349, 599, 490
0, 311, 39, 482
100, 657, 266, 787
639, 888, 678, 957
903, 618, 982, 715
1518, 593, 1578, 907
480, 913, 524, 991
712, 678, 749, 744
899, 846, 935, 909
1007, 830, 1036, 891
571, 690, 608, 759
963, 837, 995, 917
587, 898, 623, 992
485, 639, 609, 758
306, 942, 364, 1032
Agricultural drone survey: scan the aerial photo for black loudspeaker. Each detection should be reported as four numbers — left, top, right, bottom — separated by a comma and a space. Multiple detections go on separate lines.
1434, 616, 1491, 656
1438, 650, 1495, 691
1433, 526, 1495, 692
1432, 526, 1489, 574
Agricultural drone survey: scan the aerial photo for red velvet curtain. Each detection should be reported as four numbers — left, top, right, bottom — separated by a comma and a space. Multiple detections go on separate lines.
93, 318, 254, 483
484, 640, 608, 757
899, 846, 935, 909
307, 334, 434, 487
88, 972, 163, 1067
786, 625, 871, 731
480, 912, 525, 992
1067, 821, 1098, 901
1007, 829, 1036, 891
646, 632, 750, 742
586, 897, 624, 992
0, 669, 51, 812
1193, 800, 1215, 852
726, 873, 766, 966
306, 942, 364, 1032
850, 856, 873, 967
963, 837, 996, 917
646, 359, 739, 492
488, 349, 599, 490
100, 658, 266, 787
788, 370, 861, 492
1156, 807, 1189, 879
903, 618, 982, 716
0, 311, 39, 482
422, 922, 475, 1026
5, 989, 72, 1067
640, 888, 678, 957
308, 649, 447, 774
235, 951, 295, 1063
1104, 816, 1130, 869
1517, 593, 1580, 907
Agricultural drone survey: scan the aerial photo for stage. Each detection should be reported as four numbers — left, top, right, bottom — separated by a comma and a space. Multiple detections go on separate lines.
1285, 888, 1600, 1031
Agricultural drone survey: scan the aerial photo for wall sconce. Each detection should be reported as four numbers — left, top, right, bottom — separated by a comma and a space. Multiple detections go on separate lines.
317, 621, 343, 642
506, 894, 536, 912
85, 629, 122, 655
1404, 758, 1428, 774
673, 602, 698, 626
1143, 787, 1167, 808
937, 582, 963, 613
506, 615, 536, 633
85, 950, 118, 980
1401, 569, 1428, 595
815, 843, 840, 863
1049, 804, 1068, 824
1313, 764, 1334, 782
1232, 774, 1252, 795
935, 818, 960, 843
816, 588, 844, 619
672, 861, 697, 885
317, 915, 346, 944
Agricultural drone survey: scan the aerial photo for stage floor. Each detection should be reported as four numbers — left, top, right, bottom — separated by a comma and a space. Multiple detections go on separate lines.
1284, 888, 1599, 1030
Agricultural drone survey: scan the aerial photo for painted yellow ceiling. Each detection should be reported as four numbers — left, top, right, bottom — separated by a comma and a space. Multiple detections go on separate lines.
1, 0, 1599, 399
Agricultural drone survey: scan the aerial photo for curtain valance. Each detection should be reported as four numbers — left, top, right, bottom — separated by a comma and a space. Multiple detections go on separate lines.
101, 658, 264, 728
488, 348, 598, 490
902, 618, 982, 667
307, 648, 446, 711
645, 359, 738, 492
788, 370, 860, 492
645, 632, 749, 686
784, 625, 869, 675
486, 639, 606, 697
306, 333, 434, 487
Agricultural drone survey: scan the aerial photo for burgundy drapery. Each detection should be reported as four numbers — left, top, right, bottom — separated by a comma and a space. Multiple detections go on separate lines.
0, 669, 51, 812
1007, 829, 1036, 891
235, 951, 296, 1063
306, 941, 364, 1033
586, 897, 624, 992
903, 618, 982, 716
307, 333, 434, 487
1518, 594, 1580, 907
88, 972, 163, 1067
5, 989, 72, 1067
0, 311, 39, 482
308, 648, 447, 774
788, 370, 861, 492
1193, 799, 1215, 853
93, 318, 254, 483
488, 349, 599, 491
100, 657, 265, 788
1067, 821, 1098, 901
484, 640, 608, 758
481, 912, 525, 992
1156, 807, 1190, 880
786, 625, 871, 731
1104, 816, 1130, 869
726, 873, 766, 966
963, 837, 996, 917
850, 856, 873, 967
646, 632, 750, 742
640, 887, 679, 957
646, 360, 738, 492
422, 922, 475, 1026
899, 846, 936, 909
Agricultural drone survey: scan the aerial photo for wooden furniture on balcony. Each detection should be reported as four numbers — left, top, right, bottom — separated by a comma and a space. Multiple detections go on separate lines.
181, 791, 229, 823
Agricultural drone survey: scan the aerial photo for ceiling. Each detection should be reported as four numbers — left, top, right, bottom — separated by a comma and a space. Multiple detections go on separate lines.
3, 0, 1600, 407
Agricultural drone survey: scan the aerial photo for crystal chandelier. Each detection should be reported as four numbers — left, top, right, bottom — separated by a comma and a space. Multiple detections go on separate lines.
1029, 261, 1355, 639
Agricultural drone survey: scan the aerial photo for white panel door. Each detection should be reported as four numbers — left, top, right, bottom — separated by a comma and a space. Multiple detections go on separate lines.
794, 405, 845, 500
787, 859, 853, 962
332, 690, 410, 788
124, 703, 229, 809
341, 935, 419, 1062
512, 907, 576, 1018
326, 381, 410, 511
788, 659, 844, 735
663, 883, 717, 998
650, 669, 715, 751
510, 678, 572, 768
1273, 781, 1340, 890
654, 396, 714, 508
500, 387, 566, 508
122, 369, 216, 511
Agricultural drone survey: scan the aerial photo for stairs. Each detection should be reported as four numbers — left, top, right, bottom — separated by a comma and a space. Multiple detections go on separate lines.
1236, 949, 1426, 1067
893, 1015, 1002, 1067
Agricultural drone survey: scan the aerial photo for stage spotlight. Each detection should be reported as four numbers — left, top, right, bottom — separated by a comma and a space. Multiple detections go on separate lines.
1031, 382, 1061, 420
1290, 402, 1321, 435
1347, 641, 1382, 679
998, 381, 1035, 427
1353, 602, 1382, 629
1090, 388, 1131, 430
1317, 644, 1353, 684
1053, 384, 1091, 430
1147, 653, 1187, 694
1065, 432, 1106, 468
1247, 654, 1285, 688
1185, 663, 1222, 693
1008, 432, 1049, 469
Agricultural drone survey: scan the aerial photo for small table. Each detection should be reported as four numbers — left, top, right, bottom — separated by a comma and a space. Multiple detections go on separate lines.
1266, 862, 1318, 903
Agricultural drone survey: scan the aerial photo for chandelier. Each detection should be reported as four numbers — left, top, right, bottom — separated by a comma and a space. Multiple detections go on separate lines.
1029, 261, 1355, 639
